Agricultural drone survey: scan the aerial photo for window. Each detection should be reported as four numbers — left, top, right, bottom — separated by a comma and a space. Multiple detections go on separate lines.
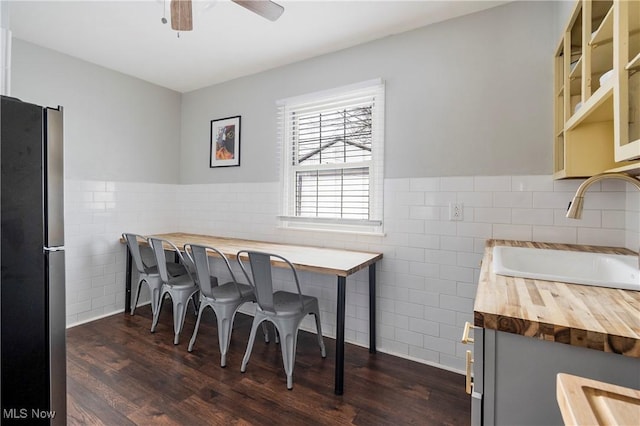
278, 79, 385, 234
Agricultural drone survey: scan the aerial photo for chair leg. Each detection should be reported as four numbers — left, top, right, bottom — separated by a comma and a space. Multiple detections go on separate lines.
274, 327, 280, 344
277, 321, 299, 390
172, 293, 190, 345
188, 301, 206, 352
190, 292, 200, 316
150, 285, 161, 316
252, 302, 270, 343
151, 291, 167, 333
312, 309, 326, 358
241, 315, 265, 373
216, 304, 238, 368
130, 279, 143, 315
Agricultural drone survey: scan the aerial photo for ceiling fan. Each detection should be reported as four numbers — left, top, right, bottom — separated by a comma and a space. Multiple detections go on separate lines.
170, 0, 284, 31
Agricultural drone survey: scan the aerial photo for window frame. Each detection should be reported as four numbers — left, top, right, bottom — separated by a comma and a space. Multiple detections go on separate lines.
277, 79, 385, 235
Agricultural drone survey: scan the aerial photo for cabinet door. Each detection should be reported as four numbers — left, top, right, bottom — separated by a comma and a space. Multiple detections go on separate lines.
554, 39, 566, 177
586, 1, 614, 99
471, 327, 485, 426
554, 2, 587, 178
462, 323, 487, 425
487, 331, 639, 426
614, 0, 640, 161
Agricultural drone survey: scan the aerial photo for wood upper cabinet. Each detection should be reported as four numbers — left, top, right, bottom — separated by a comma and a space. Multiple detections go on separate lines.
554, 0, 640, 179
614, 0, 640, 162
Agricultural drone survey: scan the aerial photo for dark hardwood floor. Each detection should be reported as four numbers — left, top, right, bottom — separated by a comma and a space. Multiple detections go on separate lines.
67, 301, 471, 425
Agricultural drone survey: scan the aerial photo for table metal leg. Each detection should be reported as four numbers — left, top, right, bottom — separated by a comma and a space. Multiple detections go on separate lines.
335, 275, 346, 395
369, 263, 376, 354
125, 246, 132, 313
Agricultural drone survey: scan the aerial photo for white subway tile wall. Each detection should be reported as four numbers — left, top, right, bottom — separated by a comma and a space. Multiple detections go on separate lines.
64, 175, 638, 373
626, 186, 640, 251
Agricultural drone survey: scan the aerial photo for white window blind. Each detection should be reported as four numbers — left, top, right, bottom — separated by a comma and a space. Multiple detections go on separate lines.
278, 79, 385, 234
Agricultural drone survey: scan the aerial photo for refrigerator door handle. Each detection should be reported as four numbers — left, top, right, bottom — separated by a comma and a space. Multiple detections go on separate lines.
44, 106, 64, 248
44, 246, 65, 252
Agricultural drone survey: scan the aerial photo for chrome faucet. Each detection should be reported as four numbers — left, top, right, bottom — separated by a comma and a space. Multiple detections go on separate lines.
566, 172, 640, 268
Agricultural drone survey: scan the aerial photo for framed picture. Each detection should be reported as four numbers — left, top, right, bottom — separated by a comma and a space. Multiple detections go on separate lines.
210, 115, 241, 168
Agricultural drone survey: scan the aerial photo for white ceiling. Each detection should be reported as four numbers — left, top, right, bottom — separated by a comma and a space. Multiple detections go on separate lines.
7, 0, 510, 93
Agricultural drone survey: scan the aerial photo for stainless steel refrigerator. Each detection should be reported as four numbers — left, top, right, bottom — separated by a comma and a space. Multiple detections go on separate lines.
1, 95, 66, 425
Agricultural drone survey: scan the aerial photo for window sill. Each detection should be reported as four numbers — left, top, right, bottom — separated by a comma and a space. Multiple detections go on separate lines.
277, 219, 385, 237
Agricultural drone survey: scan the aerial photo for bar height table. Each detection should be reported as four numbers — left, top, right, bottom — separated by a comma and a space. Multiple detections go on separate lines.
121, 232, 382, 395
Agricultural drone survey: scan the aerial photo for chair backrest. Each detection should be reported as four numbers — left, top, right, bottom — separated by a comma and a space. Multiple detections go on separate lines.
122, 233, 150, 275
184, 244, 242, 299
148, 237, 193, 284
237, 250, 304, 314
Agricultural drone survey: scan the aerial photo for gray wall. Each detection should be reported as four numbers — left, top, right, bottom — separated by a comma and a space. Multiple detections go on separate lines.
180, 1, 557, 184
11, 39, 182, 184
10, 0, 564, 184
555, 0, 576, 36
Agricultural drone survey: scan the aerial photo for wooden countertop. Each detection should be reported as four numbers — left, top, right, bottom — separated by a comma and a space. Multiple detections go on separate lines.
474, 240, 640, 358
557, 373, 640, 426
123, 232, 382, 277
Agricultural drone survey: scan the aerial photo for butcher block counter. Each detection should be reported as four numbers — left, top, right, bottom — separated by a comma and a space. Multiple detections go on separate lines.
474, 239, 640, 358
470, 240, 639, 425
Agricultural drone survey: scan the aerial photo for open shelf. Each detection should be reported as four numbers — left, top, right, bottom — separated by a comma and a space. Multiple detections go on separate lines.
554, 0, 638, 179
565, 80, 613, 130
590, 41, 613, 77
590, 5, 614, 46
569, 56, 583, 80
627, 52, 640, 71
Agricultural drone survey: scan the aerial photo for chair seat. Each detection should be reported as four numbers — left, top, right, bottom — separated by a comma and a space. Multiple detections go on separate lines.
209, 282, 254, 302
168, 274, 198, 289
270, 291, 318, 315
147, 262, 186, 277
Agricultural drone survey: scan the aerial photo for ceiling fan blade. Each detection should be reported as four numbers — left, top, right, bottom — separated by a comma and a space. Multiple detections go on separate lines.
171, 0, 193, 31
232, 0, 284, 22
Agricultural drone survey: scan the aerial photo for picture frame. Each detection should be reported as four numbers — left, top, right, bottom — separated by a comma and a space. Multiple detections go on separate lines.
210, 115, 241, 168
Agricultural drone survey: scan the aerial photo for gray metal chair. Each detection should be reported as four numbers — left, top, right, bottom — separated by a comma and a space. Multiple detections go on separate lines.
148, 237, 199, 345
237, 250, 326, 390
122, 233, 186, 317
184, 243, 260, 367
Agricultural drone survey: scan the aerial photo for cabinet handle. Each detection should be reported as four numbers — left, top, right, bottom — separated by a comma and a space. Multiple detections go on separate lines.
465, 350, 474, 395
462, 321, 475, 344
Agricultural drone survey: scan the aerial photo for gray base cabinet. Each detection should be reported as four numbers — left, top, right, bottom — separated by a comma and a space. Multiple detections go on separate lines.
474, 329, 640, 426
